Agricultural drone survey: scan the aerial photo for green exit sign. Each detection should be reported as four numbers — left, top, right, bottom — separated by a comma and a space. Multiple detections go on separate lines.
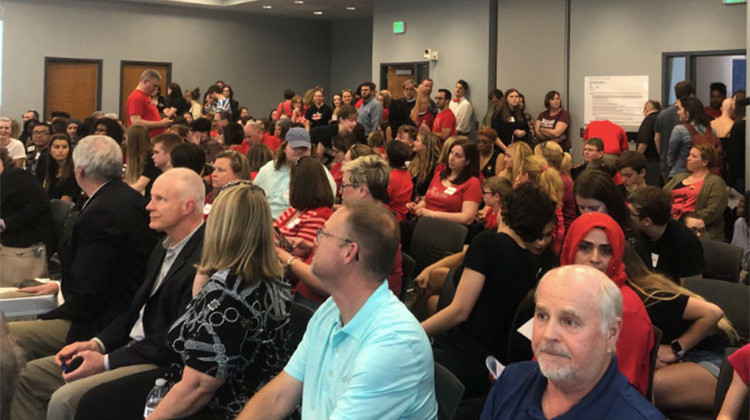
723, 0, 746, 4
393, 21, 405, 34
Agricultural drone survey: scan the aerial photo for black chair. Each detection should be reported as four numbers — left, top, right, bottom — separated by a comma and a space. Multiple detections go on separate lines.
289, 301, 315, 349
700, 238, 743, 283
684, 278, 750, 341
713, 347, 747, 419
410, 217, 467, 276
399, 252, 417, 300
435, 362, 465, 420
646, 326, 663, 403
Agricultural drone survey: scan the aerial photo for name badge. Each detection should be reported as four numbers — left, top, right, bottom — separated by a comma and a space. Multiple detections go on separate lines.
444, 187, 457, 195
203, 203, 212, 215
508, 116, 515, 123
651, 253, 659, 267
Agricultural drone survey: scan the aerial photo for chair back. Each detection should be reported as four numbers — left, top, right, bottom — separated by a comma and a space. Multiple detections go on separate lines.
684, 278, 750, 342
289, 301, 315, 349
399, 252, 417, 300
700, 238, 742, 283
435, 362, 465, 420
646, 326, 663, 403
410, 218, 467, 275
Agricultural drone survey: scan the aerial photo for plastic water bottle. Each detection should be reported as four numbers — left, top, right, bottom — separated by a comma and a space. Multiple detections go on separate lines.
143, 378, 168, 419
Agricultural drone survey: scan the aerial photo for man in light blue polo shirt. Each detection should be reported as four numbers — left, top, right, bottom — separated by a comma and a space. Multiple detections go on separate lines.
238, 201, 437, 420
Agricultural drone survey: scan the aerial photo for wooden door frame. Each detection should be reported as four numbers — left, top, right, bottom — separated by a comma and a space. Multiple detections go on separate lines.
119, 60, 172, 118
379, 61, 430, 92
43, 57, 103, 120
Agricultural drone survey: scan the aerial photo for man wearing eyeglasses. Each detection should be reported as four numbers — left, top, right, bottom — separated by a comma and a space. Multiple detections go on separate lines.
239, 201, 437, 420
26, 122, 52, 182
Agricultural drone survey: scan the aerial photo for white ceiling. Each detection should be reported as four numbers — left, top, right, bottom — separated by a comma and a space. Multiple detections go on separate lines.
109, 0, 372, 20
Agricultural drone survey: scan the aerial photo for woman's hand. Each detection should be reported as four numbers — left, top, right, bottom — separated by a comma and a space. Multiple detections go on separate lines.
287, 237, 314, 258
415, 207, 431, 218
656, 344, 678, 366
406, 202, 418, 213
513, 129, 526, 138
17, 282, 59, 296
476, 207, 488, 222
413, 267, 433, 292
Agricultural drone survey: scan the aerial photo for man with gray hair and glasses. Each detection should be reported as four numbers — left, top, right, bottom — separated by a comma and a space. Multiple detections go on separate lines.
481, 265, 665, 420
126, 69, 172, 137
8, 136, 156, 383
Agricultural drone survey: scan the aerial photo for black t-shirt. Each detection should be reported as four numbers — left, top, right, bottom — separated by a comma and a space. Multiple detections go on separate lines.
310, 123, 339, 150
459, 231, 542, 358
305, 104, 333, 130
480, 148, 502, 180
641, 292, 725, 353
637, 112, 659, 159
166, 96, 190, 116
47, 174, 81, 201
142, 153, 162, 200
491, 112, 529, 147
645, 219, 704, 283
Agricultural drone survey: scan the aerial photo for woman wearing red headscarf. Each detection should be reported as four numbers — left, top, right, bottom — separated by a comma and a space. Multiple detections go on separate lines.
561, 212, 654, 396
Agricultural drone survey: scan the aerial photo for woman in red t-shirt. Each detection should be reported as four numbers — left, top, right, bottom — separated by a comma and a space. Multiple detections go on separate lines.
407, 139, 482, 225
664, 143, 728, 240
328, 133, 355, 199
273, 157, 335, 307
386, 141, 414, 221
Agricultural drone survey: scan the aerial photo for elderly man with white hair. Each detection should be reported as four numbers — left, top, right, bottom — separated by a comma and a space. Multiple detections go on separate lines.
8, 136, 156, 408
481, 265, 665, 420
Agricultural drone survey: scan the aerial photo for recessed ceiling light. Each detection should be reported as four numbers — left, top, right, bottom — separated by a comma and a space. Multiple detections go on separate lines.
313, 11, 323, 15
346, 6, 356, 10
262, 5, 272, 8
294, 0, 304, 4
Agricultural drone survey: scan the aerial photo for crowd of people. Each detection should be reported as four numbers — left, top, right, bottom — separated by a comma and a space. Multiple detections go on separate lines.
0, 68, 748, 420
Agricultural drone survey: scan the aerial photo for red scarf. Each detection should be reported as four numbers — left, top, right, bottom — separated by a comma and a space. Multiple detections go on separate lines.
560, 212, 627, 287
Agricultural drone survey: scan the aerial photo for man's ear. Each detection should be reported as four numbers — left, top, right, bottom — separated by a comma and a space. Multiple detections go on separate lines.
606, 317, 623, 352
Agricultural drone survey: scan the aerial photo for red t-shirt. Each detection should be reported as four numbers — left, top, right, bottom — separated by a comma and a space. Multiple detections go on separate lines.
705, 106, 721, 120
669, 178, 704, 220
382, 107, 390, 123
231, 140, 250, 156
433, 109, 457, 141
417, 112, 435, 131
262, 132, 282, 152
583, 120, 628, 155
276, 101, 293, 119
387, 168, 414, 221
330, 161, 344, 197
728, 344, 750, 386
484, 207, 498, 231
424, 175, 482, 219
274, 206, 334, 245
126, 89, 164, 137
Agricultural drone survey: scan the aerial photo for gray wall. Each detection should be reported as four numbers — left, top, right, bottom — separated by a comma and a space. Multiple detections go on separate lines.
567, 0, 746, 161
371, 0, 493, 122
496, 0, 746, 162
1, 0, 332, 120
331, 18, 373, 93
498, 0, 567, 119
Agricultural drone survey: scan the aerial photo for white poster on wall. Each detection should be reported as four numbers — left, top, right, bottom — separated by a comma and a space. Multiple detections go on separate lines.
584, 75, 649, 131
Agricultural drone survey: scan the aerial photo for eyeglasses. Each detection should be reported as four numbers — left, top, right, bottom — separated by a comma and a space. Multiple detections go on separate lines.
482, 190, 493, 195
316, 228, 359, 260
338, 183, 356, 193
630, 211, 646, 219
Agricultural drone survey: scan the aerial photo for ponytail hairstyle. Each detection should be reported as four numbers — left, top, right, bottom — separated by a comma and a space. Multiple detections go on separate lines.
519, 154, 563, 204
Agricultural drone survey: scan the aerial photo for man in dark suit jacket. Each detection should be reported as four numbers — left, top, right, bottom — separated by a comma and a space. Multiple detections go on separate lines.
10, 168, 206, 420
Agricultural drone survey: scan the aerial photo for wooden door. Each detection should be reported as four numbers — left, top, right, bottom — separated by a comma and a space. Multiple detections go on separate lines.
44, 58, 102, 121
120, 61, 171, 121
386, 65, 416, 100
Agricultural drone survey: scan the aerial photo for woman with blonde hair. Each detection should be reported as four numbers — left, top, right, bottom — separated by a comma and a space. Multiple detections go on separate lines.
515, 154, 564, 254
377, 90, 392, 123
78, 182, 291, 419
623, 244, 738, 412
535, 141, 575, 230
124, 125, 160, 198
497, 141, 532, 184
205, 150, 252, 212
409, 130, 441, 198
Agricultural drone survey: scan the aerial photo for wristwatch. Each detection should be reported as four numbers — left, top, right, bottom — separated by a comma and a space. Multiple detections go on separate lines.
670, 339, 685, 359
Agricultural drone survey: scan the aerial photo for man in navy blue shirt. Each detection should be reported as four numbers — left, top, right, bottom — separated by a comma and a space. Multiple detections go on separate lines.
481, 265, 664, 420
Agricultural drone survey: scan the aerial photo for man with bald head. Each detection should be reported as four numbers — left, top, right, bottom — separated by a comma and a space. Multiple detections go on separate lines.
11, 168, 206, 420
481, 266, 664, 420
